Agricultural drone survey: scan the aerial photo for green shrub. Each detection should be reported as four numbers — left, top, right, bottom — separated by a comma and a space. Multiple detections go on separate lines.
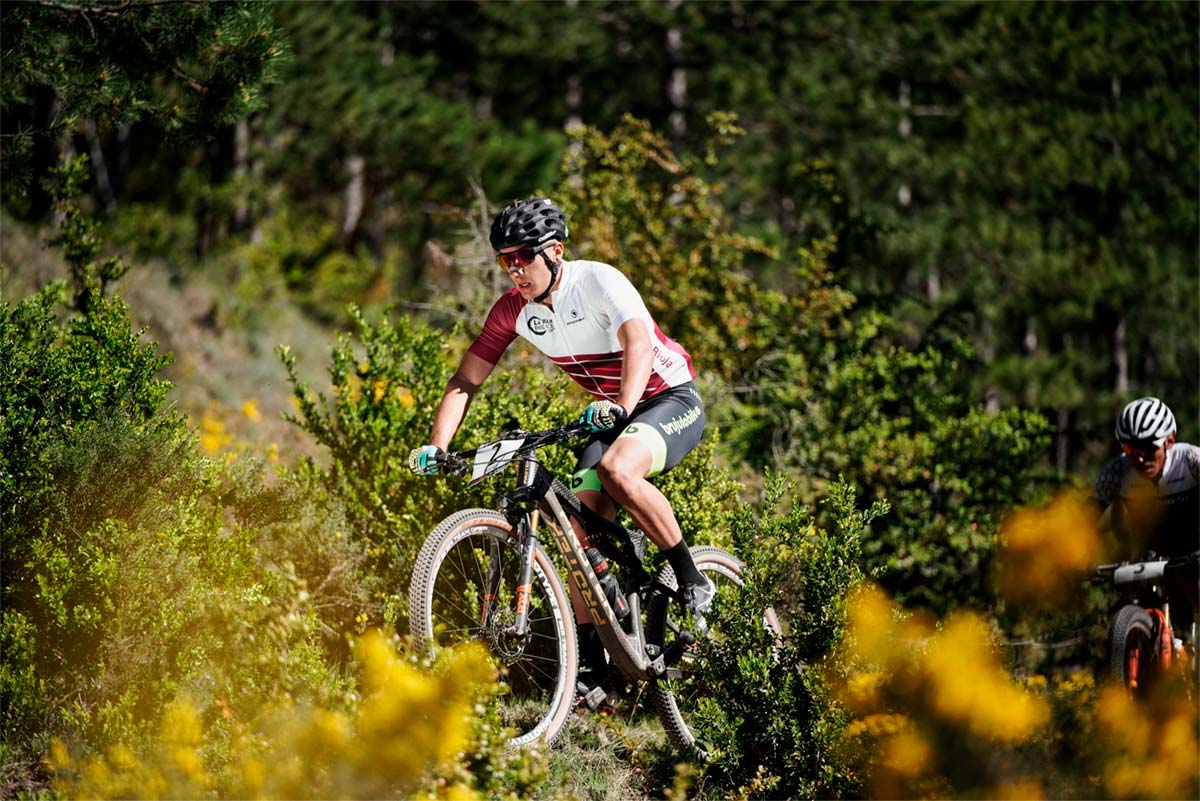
557, 114, 853, 384
1, 160, 351, 790
711, 316, 1055, 614
685, 474, 886, 799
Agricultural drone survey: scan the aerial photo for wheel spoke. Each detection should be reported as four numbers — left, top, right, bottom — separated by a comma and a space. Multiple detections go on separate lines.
413, 516, 575, 746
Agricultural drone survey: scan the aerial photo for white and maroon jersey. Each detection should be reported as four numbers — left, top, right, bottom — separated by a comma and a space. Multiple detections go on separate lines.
1094, 442, 1200, 556
468, 259, 695, 403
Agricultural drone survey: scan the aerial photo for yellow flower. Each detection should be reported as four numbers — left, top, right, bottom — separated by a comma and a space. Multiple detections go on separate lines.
199, 411, 232, 454
924, 615, 1048, 742
241, 398, 262, 422
883, 728, 931, 777
996, 493, 1101, 606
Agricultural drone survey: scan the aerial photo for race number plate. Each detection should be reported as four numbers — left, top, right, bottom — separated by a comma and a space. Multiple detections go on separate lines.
469, 437, 526, 485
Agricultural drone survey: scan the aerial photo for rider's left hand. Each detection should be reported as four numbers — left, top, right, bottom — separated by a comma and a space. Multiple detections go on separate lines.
408, 444, 445, 475
579, 401, 628, 433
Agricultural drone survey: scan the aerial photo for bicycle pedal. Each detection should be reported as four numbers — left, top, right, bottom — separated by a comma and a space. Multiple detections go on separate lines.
583, 685, 608, 711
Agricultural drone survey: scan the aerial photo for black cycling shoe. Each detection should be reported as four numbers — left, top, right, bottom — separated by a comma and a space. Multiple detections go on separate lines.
681, 576, 716, 615
574, 671, 618, 713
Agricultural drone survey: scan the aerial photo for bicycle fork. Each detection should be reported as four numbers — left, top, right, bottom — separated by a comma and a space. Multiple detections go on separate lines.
490, 509, 542, 638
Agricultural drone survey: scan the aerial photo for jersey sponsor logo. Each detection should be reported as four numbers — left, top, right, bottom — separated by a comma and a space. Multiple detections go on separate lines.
1164, 491, 1197, 505
565, 307, 587, 325
528, 316, 555, 335
661, 406, 702, 436
652, 344, 675, 370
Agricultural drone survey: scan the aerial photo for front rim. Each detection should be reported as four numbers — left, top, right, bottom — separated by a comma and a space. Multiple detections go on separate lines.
412, 515, 575, 745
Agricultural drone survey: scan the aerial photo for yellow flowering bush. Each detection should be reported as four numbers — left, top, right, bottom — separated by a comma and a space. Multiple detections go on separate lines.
50, 632, 498, 800
839, 582, 1200, 800
994, 492, 1102, 607
840, 583, 1050, 798
1092, 684, 1199, 800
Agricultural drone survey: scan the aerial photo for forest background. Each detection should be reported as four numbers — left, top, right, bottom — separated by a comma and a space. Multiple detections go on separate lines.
2, 1, 1197, 799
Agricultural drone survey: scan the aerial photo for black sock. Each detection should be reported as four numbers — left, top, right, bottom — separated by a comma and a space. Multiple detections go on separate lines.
664, 540, 705, 587
577, 623, 608, 678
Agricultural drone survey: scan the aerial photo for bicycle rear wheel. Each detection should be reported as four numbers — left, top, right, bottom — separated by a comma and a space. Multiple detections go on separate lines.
1108, 604, 1157, 696
646, 545, 782, 759
409, 509, 577, 746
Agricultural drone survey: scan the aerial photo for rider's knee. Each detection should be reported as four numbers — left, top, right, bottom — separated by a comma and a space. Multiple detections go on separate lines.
596, 454, 639, 499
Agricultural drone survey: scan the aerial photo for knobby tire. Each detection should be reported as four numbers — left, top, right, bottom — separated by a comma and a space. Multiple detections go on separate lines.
645, 545, 783, 760
409, 508, 578, 747
1108, 604, 1156, 696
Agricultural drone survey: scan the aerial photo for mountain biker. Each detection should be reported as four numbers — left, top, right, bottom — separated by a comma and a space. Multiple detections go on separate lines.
408, 197, 715, 699
1093, 396, 1200, 636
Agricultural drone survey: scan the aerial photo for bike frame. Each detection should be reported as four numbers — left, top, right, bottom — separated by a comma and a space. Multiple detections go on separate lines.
465, 428, 681, 684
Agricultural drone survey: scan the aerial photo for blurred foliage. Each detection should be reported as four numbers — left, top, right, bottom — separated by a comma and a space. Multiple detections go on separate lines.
1, 0, 285, 206
836, 584, 1199, 800
5, 0, 1193, 466
49, 632, 548, 800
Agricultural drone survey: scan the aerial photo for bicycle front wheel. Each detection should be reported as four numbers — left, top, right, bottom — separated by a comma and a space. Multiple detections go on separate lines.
1108, 604, 1157, 697
646, 545, 782, 760
409, 508, 577, 746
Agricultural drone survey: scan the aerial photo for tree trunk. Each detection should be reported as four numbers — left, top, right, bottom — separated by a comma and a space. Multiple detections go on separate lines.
1056, 407, 1070, 472
83, 120, 115, 212
982, 318, 1000, 412
1114, 314, 1129, 394
341, 153, 366, 244
112, 122, 131, 198
233, 118, 251, 233
666, 0, 686, 142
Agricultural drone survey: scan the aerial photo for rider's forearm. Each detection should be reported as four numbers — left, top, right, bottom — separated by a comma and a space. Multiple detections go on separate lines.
429, 376, 475, 450
616, 323, 653, 414
429, 352, 494, 449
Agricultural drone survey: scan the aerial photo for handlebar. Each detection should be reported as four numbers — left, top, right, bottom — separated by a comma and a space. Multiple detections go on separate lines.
434, 420, 590, 478
1090, 550, 1200, 586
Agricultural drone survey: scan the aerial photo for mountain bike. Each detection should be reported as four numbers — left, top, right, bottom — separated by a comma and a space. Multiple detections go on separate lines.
408, 419, 782, 755
1095, 551, 1199, 697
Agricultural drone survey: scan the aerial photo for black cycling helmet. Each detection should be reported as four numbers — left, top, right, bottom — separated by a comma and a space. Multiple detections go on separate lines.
489, 197, 569, 251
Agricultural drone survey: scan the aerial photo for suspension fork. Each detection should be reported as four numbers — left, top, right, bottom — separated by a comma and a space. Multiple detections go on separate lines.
506, 509, 541, 638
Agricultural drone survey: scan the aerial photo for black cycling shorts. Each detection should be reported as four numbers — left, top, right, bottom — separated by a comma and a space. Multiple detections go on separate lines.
570, 382, 706, 494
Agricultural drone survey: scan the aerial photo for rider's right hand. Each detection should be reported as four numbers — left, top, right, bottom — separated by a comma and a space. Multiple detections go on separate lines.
408, 445, 445, 475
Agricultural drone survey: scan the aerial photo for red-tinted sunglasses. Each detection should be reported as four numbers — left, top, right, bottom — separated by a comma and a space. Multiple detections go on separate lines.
497, 243, 552, 274
1121, 440, 1163, 461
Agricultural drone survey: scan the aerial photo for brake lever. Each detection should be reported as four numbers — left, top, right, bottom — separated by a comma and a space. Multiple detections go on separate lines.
437, 452, 469, 476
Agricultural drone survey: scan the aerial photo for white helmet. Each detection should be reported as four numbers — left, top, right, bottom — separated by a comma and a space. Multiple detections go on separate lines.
1115, 396, 1176, 445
